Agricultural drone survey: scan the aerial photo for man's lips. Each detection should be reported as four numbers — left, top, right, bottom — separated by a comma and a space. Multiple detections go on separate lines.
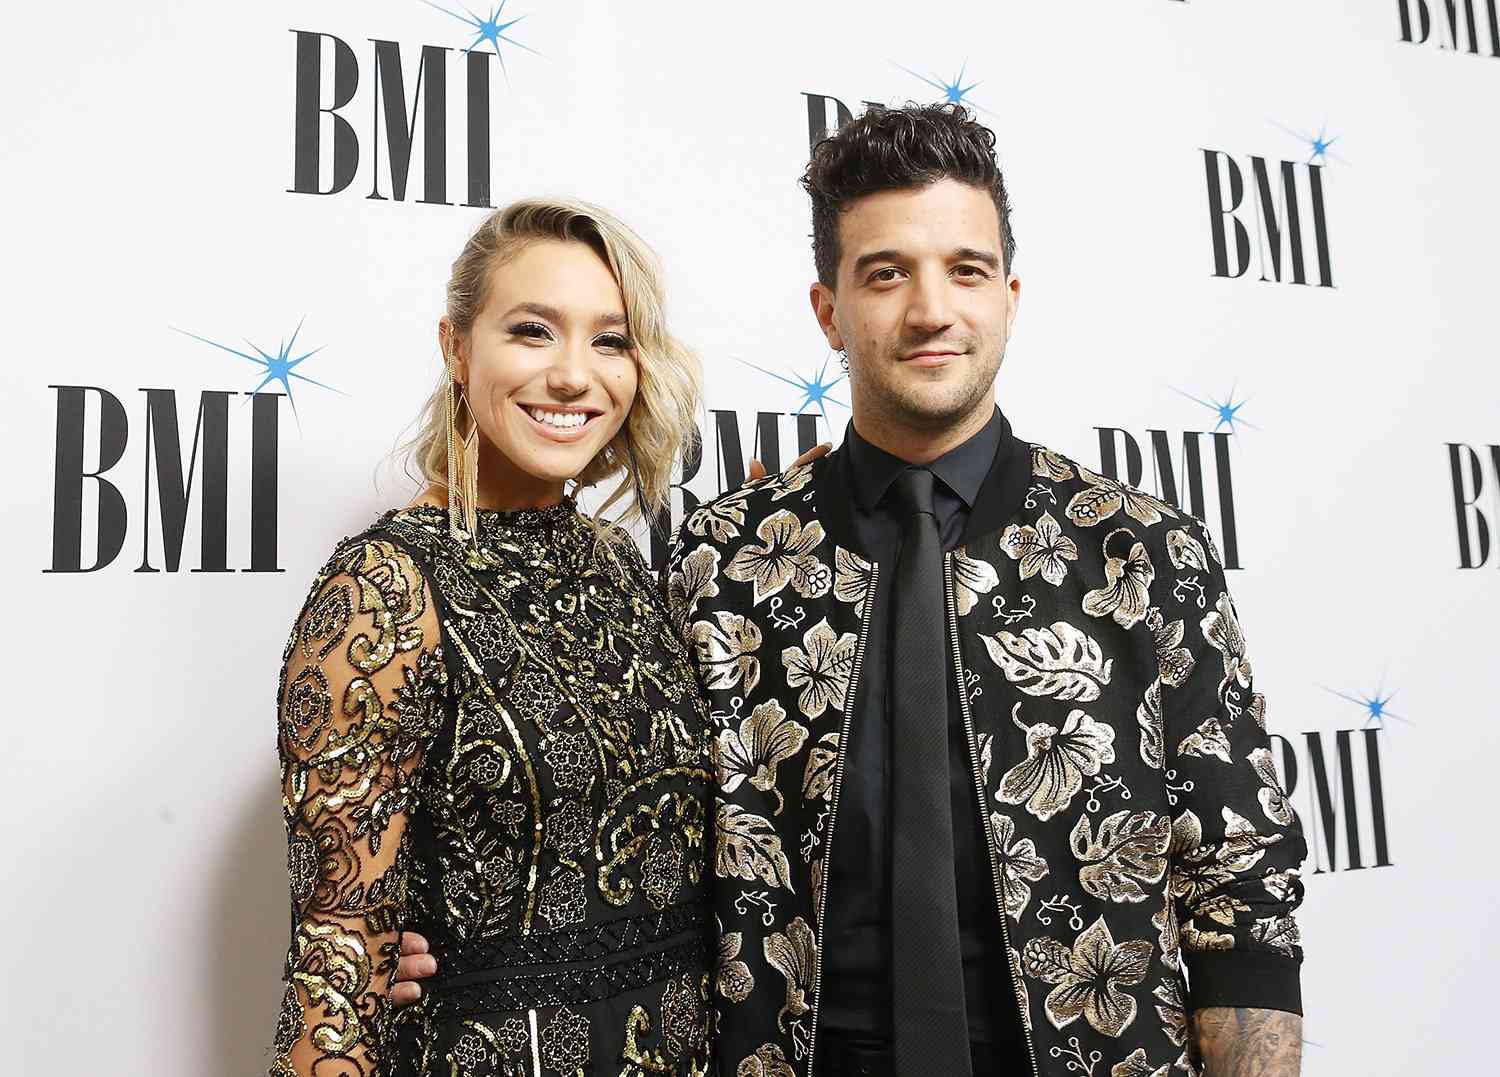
901, 349, 964, 366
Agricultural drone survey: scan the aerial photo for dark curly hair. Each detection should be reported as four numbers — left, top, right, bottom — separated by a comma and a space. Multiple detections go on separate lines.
800, 102, 1016, 288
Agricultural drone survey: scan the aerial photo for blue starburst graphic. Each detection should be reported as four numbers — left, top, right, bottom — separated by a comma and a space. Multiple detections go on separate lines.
424, 1, 539, 73
1322, 674, 1410, 730
735, 354, 849, 424
1270, 119, 1345, 166
1170, 383, 1260, 435
172, 317, 342, 428
893, 60, 993, 114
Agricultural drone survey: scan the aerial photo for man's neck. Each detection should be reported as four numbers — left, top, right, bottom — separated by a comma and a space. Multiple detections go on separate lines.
851, 396, 997, 466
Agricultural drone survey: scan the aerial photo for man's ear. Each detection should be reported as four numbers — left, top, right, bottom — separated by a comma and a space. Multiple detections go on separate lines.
1005, 273, 1022, 336
808, 282, 843, 351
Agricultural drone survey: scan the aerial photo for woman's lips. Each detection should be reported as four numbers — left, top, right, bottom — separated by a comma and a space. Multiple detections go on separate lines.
517, 403, 602, 443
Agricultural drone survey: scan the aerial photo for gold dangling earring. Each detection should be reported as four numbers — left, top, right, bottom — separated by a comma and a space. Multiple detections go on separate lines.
444, 350, 479, 544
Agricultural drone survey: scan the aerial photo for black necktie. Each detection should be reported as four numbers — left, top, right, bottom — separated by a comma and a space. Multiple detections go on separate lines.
888, 467, 972, 1076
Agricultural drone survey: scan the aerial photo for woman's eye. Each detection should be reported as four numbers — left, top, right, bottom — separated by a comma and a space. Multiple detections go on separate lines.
511, 322, 552, 340
596, 334, 633, 351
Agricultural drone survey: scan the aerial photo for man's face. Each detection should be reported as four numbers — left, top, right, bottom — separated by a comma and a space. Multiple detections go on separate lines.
810, 178, 1020, 446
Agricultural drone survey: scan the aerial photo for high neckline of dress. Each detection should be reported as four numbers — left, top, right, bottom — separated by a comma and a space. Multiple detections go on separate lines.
397, 498, 582, 540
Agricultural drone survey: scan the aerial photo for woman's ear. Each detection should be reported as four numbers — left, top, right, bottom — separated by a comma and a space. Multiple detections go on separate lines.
437, 319, 466, 383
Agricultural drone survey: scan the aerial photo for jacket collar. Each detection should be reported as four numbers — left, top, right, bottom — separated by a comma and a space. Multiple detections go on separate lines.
814, 410, 1032, 557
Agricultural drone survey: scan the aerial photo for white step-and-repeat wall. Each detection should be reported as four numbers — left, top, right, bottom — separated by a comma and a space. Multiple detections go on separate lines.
4, 2, 1496, 1073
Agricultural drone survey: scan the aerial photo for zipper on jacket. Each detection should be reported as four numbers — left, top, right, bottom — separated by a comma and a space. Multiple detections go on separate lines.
806, 562, 878, 1077
945, 554, 1041, 1077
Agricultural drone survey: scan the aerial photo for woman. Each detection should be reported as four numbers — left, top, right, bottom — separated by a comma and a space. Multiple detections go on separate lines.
271, 199, 721, 1076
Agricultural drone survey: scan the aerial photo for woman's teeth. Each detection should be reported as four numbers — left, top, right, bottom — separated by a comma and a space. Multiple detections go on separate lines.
526, 407, 590, 429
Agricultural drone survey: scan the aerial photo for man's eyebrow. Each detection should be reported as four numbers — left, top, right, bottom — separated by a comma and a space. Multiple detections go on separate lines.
849, 249, 908, 277
953, 247, 1002, 270
849, 247, 1002, 277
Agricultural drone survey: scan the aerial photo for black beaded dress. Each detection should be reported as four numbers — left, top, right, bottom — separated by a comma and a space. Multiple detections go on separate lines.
270, 502, 715, 1077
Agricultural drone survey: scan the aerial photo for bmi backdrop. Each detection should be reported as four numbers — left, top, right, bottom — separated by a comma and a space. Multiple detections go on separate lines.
3, 2, 1496, 1074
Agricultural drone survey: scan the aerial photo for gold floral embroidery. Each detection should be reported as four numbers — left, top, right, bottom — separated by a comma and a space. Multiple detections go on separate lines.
779, 618, 857, 719
1000, 511, 1079, 586
1200, 592, 1251, 697
763, 916, 818, 1031
1165, 528, 1208, 572
716, 700, 809, 814
1070, 810, 1172, 904
724, 510, 831, 604
832, 546, 874, 618
1023, 916, 1152, 1037
980, 621, 1114, 703
1066, 468, 1178, 529
952, 546, 1001, 614
1083, 529, 1156, 630
990, 812, 1049, 920
717, 803, 795, 890
717, 931, 755, 1004
689, 611, 763, 695
999, 703, 1118, 821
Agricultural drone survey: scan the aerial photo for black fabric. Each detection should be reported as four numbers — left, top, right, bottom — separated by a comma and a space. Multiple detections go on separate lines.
817, 1031, 1014, 1077
1185, 950, 1304, 1016
887, 467, 972, 1076
820, 410, 1028, 1052
847, 410, 1004, 552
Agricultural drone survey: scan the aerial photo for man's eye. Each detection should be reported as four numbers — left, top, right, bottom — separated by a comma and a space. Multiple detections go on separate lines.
955, 265, 989, 278
871, 268, 903, 283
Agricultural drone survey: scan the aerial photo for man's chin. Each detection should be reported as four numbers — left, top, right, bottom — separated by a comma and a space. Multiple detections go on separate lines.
888, 387, 991, 428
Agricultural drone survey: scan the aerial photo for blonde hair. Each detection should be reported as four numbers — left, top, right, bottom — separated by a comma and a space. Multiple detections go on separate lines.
403, 198, 702, 531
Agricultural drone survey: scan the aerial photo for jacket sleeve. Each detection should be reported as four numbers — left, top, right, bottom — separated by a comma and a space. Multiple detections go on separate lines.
1154, 516, 1307, 1016
270, 540, 445, 1076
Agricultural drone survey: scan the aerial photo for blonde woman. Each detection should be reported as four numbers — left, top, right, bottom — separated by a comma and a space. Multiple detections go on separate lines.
271, 200, 816, 1076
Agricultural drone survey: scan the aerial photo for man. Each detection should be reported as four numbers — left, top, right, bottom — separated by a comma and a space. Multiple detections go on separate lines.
397, 103, 1307, 1077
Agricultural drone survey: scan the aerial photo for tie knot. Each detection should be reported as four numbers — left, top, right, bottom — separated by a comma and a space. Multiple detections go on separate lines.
888, 466, 937, 518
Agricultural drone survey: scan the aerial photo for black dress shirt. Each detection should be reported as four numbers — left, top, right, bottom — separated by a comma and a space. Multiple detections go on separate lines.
820, 408, 1029, 1050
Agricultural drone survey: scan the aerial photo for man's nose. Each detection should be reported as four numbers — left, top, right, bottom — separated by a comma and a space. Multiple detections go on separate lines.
904, 274, 955, 333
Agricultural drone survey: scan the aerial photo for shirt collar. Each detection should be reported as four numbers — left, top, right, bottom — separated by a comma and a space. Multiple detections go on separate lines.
846, 406, 1007, 511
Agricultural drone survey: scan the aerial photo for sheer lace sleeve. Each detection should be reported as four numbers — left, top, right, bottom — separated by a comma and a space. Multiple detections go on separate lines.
269, 538, 447, 1077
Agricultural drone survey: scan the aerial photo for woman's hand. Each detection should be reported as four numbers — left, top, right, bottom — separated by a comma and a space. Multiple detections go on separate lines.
746, 441, 832, 482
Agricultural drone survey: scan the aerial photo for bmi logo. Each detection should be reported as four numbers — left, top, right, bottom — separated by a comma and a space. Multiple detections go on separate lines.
1091, 386, 1252, 570
649, 410, 823, 570
45, 321, 334, 575
803, 59, 1001, 151
1398, 1, 1500, 57
1270, 676, 1403, 875
1271, 725, 1393, 875
287, 5, 537, 206
1446, 441, 1500, 568
1201, 147, 1334, 287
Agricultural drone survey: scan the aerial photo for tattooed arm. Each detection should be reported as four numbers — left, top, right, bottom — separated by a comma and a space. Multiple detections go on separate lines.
1194, 1007, 1301, 1077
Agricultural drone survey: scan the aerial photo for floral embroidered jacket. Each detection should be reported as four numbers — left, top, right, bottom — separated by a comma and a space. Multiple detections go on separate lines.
663, 441, 1307, 1077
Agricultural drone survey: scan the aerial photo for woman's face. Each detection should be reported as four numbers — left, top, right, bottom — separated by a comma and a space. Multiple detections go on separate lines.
450, 239, 640, 507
